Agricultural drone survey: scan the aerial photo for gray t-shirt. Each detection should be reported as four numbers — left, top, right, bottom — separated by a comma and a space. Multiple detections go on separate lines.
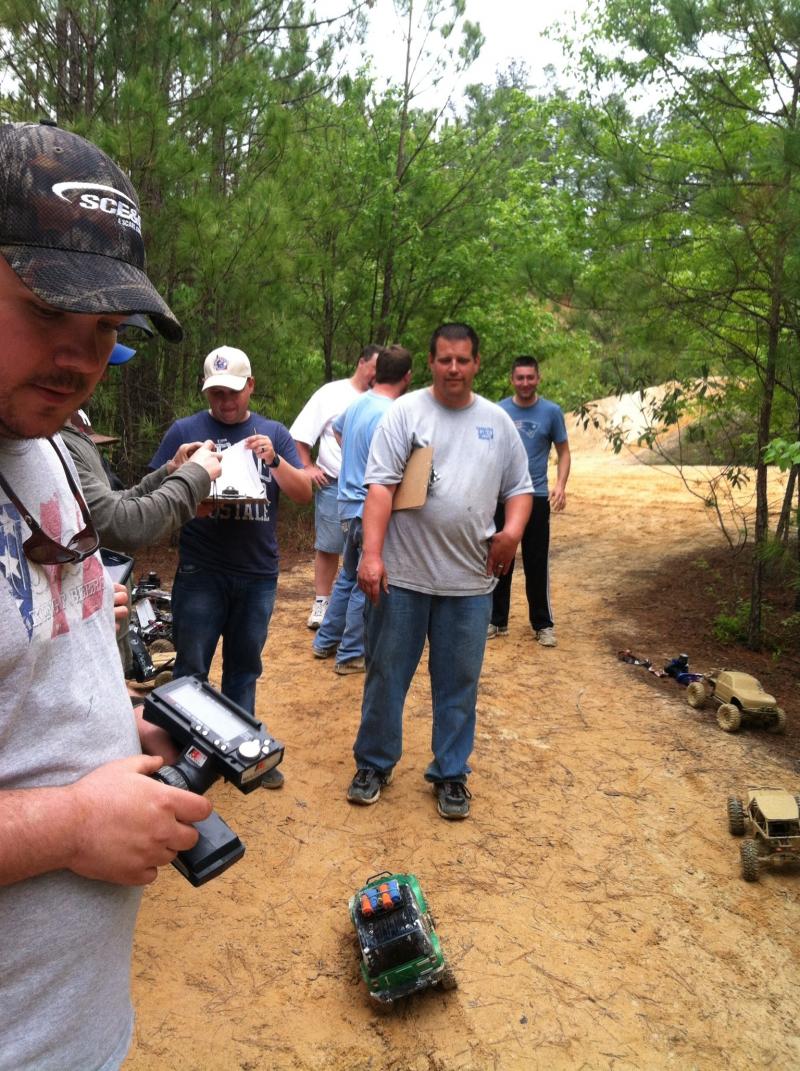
365, 389, 532, 595
0, 436, 142, 1071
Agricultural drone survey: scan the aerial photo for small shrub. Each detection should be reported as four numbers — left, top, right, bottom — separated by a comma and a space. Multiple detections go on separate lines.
713, 600, 750, 645
773, 612, 800, 659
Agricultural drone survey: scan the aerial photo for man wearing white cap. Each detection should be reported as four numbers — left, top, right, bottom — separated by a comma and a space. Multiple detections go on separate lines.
150, 345, 311, 785
64, 326, 221, 562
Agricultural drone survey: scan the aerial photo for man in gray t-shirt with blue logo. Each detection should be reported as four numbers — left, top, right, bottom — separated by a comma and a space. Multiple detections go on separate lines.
489, 355, 571, 647
347, 323, 532, 820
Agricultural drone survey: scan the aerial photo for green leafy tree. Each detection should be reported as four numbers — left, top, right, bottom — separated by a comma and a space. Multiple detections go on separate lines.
564, 0, 800, 647
0, 0, 364, 466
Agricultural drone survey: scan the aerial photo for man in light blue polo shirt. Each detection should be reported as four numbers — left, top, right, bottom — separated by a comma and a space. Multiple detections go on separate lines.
290, 346, 380, 629
312, 346, 412, 673
489, 355, 570, 647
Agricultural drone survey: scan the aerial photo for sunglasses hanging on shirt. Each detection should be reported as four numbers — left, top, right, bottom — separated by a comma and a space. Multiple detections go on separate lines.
0, 438, 100, 565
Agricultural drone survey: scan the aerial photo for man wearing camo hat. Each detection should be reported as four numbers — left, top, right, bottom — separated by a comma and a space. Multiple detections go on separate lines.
0, 120, 211, 1070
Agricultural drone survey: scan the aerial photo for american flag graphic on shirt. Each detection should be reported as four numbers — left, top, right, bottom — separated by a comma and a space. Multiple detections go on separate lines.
0, 495, 105, 641
0, 502, 34, 635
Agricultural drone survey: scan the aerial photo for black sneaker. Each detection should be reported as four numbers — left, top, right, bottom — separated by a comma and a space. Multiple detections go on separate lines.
347, 767, 393, 805
434, 781, 472, 820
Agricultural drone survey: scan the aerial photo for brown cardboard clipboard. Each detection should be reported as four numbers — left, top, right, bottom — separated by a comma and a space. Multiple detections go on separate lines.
392, 446, 433, 511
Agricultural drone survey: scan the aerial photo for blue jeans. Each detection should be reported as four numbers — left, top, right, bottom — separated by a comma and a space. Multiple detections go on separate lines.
313, 516, 366, 664
314, 480, 345, 553
353, 586, 492, 782
171, 564, 277, 716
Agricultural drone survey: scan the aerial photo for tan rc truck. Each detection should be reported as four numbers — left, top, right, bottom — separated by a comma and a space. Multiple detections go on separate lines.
727, 789, 800, 881
686, 670, 786, 734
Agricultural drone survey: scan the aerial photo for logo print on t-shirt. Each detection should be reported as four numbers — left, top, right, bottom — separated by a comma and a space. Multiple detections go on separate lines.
0, 497, 105, 640
0, 503, 34, 635
515, 420, 540, 439
477, 426, 494, 440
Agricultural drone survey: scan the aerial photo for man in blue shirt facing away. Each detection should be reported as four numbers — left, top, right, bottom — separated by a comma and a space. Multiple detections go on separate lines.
489, 355, 571, 647
312, 345, 412, 674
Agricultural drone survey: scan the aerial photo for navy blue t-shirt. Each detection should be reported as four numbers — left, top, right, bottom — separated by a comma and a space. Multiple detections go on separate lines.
497, 397, 567, 497
149, 410, 301, 578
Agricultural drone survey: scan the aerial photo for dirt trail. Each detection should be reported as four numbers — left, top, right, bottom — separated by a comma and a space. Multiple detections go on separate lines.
126, 427, 799, 1071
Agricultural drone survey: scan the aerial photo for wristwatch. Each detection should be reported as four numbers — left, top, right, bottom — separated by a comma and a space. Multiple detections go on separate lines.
268, 454, 281, 469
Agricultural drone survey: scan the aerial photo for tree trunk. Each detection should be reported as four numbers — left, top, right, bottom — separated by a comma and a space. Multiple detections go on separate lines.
776, 466, 798, 544
68, 8, 81, 119
796, 472, 800, 612
747, 276, 782, 649
55, 4, 69, 124
322, 289, 335, 382
376, 0, 413, 345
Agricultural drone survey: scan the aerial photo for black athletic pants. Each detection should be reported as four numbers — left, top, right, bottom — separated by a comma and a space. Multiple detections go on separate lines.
491, 497, 553, 631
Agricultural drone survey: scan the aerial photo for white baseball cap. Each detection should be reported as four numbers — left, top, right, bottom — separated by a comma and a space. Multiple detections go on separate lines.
202, 346, 252, 391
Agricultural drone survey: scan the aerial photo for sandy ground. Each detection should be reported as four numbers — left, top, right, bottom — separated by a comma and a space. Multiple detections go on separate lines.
125, 424, 799, 1071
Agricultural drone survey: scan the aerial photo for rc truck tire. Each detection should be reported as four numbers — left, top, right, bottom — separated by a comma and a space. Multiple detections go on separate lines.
717, 703, 742, 732
439, 966, 458, 991
740, 840, 760, 882
686, 682, 708, 709
768, 707, 787, 734
727, 797, 746, 836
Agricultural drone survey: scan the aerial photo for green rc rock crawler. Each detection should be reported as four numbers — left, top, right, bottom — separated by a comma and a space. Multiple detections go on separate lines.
349, 871, 457, 1007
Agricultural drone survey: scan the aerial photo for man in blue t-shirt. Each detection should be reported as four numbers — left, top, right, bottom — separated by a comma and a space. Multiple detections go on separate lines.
150, 347, 311, 784
311, 346, 412, 673
489, 355, 571, 647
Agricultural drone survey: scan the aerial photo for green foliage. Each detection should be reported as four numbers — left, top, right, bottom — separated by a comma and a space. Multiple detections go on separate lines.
564, 0, 800, 647
1, 0, 798, 623
0, 0, 612, 464
775, 612, 800, 659
713, 601, 751, 645
764, 439, 800, 470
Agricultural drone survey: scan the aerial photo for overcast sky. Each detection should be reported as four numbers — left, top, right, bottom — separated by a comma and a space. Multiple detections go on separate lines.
322, 0, 592, 107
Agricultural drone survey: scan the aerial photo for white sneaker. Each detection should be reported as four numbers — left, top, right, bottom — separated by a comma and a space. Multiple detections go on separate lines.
536, 627, 557, 648
307, 597, 329, 629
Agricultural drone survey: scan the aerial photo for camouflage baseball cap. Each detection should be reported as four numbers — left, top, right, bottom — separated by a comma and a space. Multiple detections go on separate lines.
0, 121, 182, 341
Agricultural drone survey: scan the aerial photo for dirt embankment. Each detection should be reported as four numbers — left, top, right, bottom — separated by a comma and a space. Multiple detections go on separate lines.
125, 422, 798, 1071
